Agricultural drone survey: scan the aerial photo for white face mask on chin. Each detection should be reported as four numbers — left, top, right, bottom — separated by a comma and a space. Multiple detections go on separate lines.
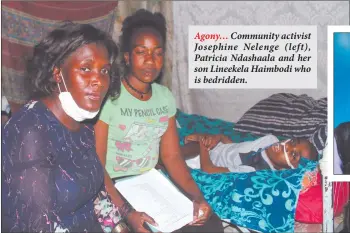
57, 71, 99, 122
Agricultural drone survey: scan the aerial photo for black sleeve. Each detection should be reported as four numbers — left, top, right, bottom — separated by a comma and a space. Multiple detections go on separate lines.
2, 125, 58, 232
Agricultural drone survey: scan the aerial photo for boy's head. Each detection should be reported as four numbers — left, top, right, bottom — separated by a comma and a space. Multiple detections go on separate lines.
266, 138, 318, 170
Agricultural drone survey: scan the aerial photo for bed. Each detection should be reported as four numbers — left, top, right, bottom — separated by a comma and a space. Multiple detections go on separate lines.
174, 93, 349, 233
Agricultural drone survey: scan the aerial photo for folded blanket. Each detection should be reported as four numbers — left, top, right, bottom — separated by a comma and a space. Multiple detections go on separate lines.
176, 110, 259, 145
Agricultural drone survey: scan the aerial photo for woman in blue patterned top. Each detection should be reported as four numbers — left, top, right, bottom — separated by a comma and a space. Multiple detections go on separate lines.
1, 22, 123, 232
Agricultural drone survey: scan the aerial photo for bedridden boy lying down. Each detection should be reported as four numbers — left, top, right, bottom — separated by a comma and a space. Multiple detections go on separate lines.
182, 134, 318, 174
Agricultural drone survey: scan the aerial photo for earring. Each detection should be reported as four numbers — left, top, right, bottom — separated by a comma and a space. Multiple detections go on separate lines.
55, 76, 61, 83
54, 71, 62, 83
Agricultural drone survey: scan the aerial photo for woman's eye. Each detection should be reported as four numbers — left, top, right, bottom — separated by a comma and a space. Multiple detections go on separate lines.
135, 50, 145, 55
101, 69, 110, 75
155, 50, 164, 56
80, 67, 90, 72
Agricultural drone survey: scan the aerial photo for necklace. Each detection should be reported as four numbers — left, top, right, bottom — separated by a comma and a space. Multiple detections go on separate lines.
123, 77, 151, 99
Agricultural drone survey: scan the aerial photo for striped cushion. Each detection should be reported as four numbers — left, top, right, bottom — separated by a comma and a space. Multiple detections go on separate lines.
235, 93, 327, 153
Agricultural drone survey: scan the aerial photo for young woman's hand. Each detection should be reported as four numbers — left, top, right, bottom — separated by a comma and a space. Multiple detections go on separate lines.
189, 198, 212, 226
126, 210, 158, 233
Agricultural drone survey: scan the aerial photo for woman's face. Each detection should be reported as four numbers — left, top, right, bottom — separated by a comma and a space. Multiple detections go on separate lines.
124, 28, 164, 83
58, 43, 111, 112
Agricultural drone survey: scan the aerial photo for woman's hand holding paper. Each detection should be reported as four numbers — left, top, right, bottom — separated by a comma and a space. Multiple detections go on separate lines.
189, 198, 212, 226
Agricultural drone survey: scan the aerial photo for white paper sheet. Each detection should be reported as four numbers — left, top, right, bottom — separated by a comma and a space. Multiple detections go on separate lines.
114, 169, 194, 232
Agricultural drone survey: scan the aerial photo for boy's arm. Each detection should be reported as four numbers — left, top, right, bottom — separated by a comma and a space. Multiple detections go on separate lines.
199, 140, 230, 174
219, 135, 233, 144
180, 134, 232, 160
186, 133, 233, 146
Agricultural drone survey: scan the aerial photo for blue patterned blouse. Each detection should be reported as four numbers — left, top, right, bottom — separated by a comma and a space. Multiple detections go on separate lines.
2, 101, 105, 232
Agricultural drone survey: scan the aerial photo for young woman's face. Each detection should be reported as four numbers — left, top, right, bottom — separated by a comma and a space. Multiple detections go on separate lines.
59, 43, 111, 112
124, 28, 164, 83
266, 138, 312, 169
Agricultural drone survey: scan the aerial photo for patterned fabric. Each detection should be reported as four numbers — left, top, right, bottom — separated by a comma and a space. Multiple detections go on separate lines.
176, 109, 259, 146
94, 190, 123, 233
309, 125, 328, 155
190, 164, 316, 233
233, 93, 327, 153
300, 169, 319, 194
99, 83, 177, 178
175, 109, 317, 233
2, 101, 105, 232
1, 2, 118, 104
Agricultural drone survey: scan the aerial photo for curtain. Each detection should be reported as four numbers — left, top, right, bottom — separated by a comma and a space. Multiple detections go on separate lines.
113, 0, 173, 89
172, 1, 348, 122
1, 1, 118, 111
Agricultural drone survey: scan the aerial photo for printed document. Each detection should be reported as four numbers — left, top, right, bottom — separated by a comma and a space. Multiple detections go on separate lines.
114, 169, 194, 232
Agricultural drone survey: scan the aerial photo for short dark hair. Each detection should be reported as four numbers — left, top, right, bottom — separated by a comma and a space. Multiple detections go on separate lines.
28, 21, 120, 100
335, 122, 350, 174
120, 9, 167, 54
119, 9, 167, 81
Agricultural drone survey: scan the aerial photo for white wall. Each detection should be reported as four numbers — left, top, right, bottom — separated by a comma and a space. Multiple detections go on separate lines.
172, 1, 349, 122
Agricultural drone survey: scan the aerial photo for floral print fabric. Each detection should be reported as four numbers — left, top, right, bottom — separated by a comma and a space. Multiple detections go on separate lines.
2, 101, 105, 232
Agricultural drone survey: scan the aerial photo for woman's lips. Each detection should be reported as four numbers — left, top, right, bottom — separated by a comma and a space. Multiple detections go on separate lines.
143, 69, 156, 76
86, 94, 101, 100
